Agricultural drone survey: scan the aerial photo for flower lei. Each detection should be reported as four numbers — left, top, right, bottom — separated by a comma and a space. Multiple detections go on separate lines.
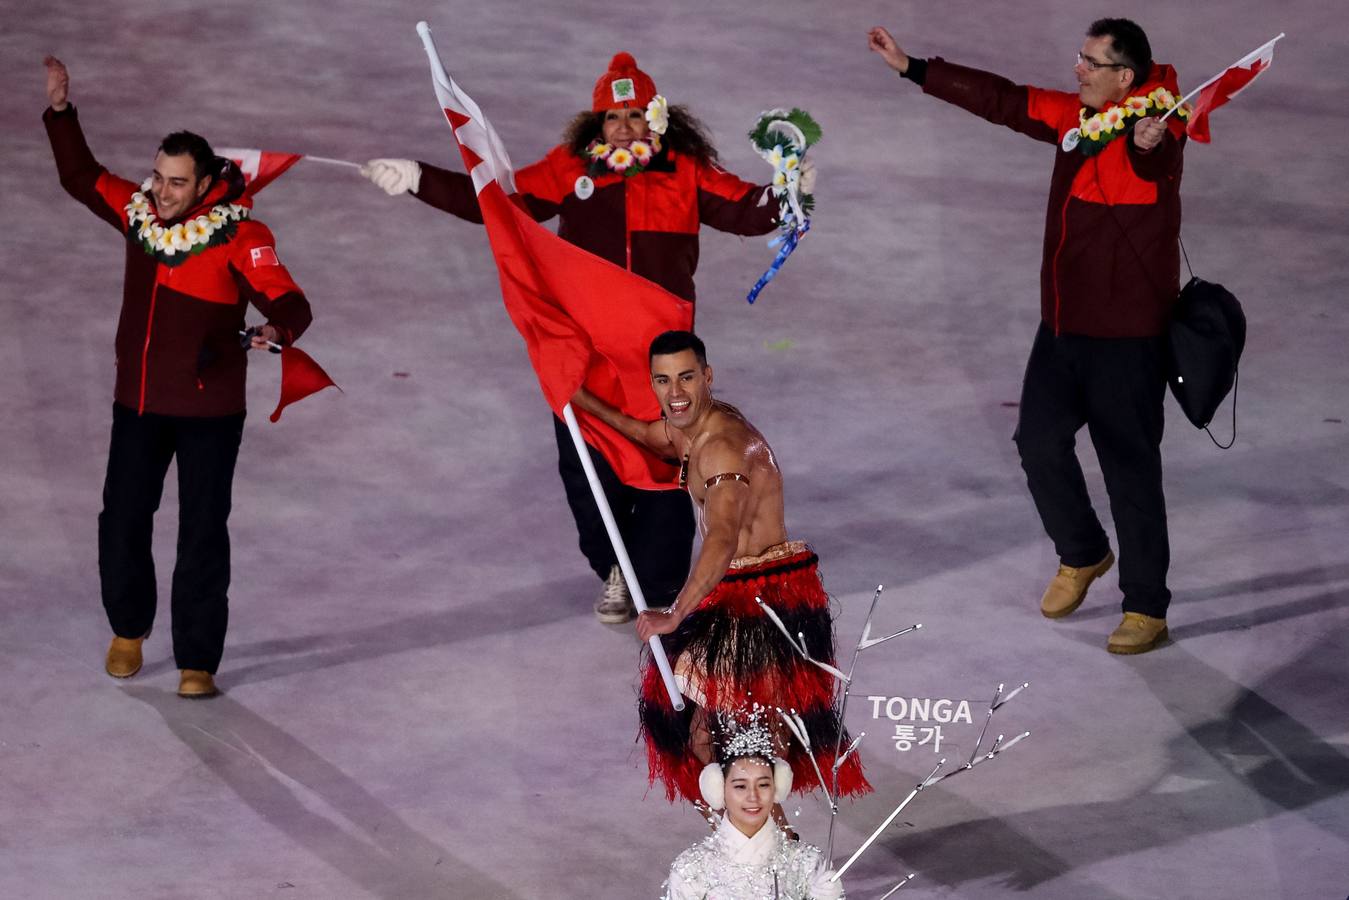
585, 94, 669, 177
124, 180, 249, 266
1069, 86, 1190, 157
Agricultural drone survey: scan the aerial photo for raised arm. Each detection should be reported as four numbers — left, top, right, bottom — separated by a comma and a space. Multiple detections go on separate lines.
362, 148, 565, 224
570, 387, 674, 457
867, 26, 1065, 145
42, 56, 132, 231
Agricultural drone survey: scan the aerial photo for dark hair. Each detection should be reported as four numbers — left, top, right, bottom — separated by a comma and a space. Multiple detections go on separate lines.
1087, 18, 1152, 89
649, 330, 707, 367
157, 130, 218, 182
563, 105, 721, 165
720, 754, 774, 776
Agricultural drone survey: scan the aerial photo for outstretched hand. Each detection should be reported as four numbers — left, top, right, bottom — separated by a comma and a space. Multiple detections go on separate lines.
867, 26, 910, 74
636, 607, 682, 643
44, 55, 69, 111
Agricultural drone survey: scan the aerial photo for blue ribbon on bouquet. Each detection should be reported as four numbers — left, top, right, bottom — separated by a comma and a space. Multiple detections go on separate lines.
746, 217, 810, 305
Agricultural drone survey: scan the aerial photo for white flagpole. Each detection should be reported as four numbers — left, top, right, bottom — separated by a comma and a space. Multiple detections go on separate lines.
1162, 33, 1285, 122
562, 403, 685, 711
303, 155, 363, 170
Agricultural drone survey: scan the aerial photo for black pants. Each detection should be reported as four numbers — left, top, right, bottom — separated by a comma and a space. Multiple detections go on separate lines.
1013, 324, 1172, 618
98, 402, 245, 673
552, 416, 694, 608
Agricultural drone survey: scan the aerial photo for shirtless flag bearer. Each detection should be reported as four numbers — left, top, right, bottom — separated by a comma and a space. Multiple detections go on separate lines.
572, 331, 871, 808
413, 24, 699, 705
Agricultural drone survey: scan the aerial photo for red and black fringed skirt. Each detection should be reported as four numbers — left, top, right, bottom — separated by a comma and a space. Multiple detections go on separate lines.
638, 541, 872, 803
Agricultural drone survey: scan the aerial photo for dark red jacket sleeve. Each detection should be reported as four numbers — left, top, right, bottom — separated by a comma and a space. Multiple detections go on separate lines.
230, 221, 312, 346
922, 58, 1063, 145
43, 104, 128, 231
414, 156, 561, 224
1126, 127, 1186, 182
695, 162, 778, 236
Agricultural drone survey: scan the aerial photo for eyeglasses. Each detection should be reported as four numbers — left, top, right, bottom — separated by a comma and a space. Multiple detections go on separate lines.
1076, 52, 1127, 71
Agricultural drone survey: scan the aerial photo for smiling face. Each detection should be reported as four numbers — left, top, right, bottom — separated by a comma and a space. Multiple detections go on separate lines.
724, 757, 775, 836
651, 349, 713, 431
1074, 34, 1136, 109
150, 151, 211, 221
600, 106, 650, 149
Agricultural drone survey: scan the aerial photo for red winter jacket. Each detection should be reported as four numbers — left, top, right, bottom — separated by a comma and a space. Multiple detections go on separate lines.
45, 105, 312, 417
921, 59, 1186, 338
414, 144, 779, 302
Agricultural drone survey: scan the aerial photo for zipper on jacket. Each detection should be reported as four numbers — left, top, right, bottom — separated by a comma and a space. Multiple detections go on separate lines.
138, 280, 160, 415
1051, 194, 1070, 336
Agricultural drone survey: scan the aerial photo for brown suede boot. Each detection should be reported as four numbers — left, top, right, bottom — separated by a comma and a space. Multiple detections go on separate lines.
1107, 612, 1169, 654
105, 636, 145, 678
177, 669, 218, 698
1040, 550, 1115, 618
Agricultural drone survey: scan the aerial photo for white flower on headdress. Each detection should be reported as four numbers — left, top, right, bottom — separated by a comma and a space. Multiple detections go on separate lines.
645, 94, 669, 135
629, 140, 654, 165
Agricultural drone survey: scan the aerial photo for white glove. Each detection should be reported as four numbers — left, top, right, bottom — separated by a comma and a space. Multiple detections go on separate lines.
798, 157, 817, 195
362, 158, 421, 196
808, 868, 844, 900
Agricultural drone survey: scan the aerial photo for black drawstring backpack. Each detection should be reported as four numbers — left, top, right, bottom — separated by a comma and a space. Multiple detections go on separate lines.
1167, 274, 1245, 447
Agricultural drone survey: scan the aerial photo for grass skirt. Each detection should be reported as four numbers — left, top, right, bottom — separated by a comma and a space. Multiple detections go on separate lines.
639, 541, 871, 803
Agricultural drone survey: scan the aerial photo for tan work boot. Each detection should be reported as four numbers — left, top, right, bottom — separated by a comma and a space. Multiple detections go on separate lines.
177, 669, 218, 698
1107, 612, 1168, 654
105, 636, 145, 678
1040, 550, 1115, 618
594, 564, 635, 624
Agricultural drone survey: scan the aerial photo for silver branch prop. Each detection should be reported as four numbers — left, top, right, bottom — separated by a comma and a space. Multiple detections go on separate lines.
776, 708, 835, 810
830, 681, 1030, 882
878, 874, 917, 899
825, 585, 921, 862
756, 597, 850, 682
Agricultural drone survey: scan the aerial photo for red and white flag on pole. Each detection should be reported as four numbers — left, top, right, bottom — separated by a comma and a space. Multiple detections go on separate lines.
217, 148, 304, 197
1174, 33, 1284, 143
415, 24, 691, 490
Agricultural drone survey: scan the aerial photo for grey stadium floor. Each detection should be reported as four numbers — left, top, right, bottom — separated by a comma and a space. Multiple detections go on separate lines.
2, 1, 1347, 897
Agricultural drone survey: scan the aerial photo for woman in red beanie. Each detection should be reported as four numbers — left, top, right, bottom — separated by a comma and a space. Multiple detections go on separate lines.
365, 53, 789, 625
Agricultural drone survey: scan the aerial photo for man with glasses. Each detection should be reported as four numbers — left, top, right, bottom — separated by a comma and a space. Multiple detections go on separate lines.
867, 19, 1186, 654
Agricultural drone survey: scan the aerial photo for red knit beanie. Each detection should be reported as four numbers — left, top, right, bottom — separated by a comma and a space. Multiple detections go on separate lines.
591, 52, 657, 111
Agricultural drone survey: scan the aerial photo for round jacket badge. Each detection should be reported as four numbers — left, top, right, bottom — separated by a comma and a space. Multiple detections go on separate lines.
1061, 128, 1081, 152
574, 175, 594, 200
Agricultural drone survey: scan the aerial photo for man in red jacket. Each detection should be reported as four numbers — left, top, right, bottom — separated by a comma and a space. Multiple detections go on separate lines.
44, 57, 313, 696
363, 54, 802, 626
868, 19, 1184, 654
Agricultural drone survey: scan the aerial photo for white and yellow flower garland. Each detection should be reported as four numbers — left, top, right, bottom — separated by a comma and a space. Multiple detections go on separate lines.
1066, 86, 1190, 156
124, 180, 249, 266
585, 94, 669, 177
586, 133, 663, 176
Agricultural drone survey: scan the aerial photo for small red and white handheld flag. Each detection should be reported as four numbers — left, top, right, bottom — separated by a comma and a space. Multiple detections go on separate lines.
217, 148, 304, 197
1168, 33, 1284, 143
269, 346, 340, 423
415, 23, 692, 492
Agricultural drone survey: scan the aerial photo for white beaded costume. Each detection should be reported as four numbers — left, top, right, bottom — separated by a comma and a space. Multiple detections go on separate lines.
663, 815, 843, 900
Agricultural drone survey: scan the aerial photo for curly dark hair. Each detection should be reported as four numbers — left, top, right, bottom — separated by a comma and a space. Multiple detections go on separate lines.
562, 105, 720, 165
